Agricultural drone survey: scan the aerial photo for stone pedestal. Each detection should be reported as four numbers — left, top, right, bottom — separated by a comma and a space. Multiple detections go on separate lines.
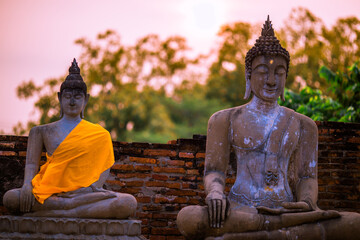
0, 215, 145, 240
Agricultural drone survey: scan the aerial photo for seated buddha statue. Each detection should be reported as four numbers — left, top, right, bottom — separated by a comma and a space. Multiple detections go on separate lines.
3, 59, 137, 219
177, 17, 360, 240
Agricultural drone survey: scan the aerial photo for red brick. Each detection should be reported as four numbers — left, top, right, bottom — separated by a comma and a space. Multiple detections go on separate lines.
142, 227, 150, 234
129, 156, 157, 164
165, 190, 197, 196
0, 142, 15, 149
154, 196, 170, 203
152, 213, 177, 219
121, 148, 142, 155
124, 181, 144, 187
154, 167, 186, 174
318, 128, 328, 135
196, 152, 206, 158
136, 212, 152, 218
345, 152, 360, 157
151, 228, 180, 235
143, 205, 163, 211
185, 162, 193, 167
144, 149, 177, 157
19, 151, 27, 156
134, 165, 152, 172
117, 188, 141, 194
152, 174, 168, 181
0, 151, 16, 156
186, 169, 199, 175
168, 160, 185, 166
136, 196, 151, 203
167, 140, 177, 145
146, 182, 181, 189
179, 152, 194, 158
172, 197, 187, 204
188, 198, 201, 205
112, 164, 134, 171
106, 180, 125, 186
151, 221, 168, 227
117, 173, 150, 179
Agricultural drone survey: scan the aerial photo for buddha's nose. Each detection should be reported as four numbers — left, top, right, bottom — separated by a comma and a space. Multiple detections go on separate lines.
266, 74, 276, 86
70, 98, 75, 105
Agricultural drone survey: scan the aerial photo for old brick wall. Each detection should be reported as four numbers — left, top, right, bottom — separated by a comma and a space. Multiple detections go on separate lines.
0, 121, 359, 240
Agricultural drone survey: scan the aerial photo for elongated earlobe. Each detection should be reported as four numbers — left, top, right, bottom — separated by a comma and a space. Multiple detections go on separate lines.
280, 92, 285, 102
58, 92, 63, 118
244, 72, 251, 100
59, 107, 63, 118
81, 110, 84, 119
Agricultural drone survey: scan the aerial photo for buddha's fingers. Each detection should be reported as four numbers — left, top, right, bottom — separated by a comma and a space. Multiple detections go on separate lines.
216, 199, 221, 228
208, 200, 214, 228
281, 201, 310, 211
257, 206, 282, 215
221, 198, 226, 228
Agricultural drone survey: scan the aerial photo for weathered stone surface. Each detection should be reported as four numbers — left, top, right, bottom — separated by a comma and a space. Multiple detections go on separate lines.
0, 216, 145, 240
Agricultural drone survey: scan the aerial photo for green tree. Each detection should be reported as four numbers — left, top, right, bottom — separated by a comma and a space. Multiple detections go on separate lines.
280, 62, 360, 122
206, 22, 253, 107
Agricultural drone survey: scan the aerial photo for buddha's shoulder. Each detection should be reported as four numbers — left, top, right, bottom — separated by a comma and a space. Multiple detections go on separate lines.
281, 106, 318, 132
29, 121, 60, 135
209, 106, 246, 123
81, 120, 110, 134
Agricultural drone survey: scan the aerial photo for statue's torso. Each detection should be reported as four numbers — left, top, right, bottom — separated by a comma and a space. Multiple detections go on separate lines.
40, 119, 82, 156
229, 106, 300, 208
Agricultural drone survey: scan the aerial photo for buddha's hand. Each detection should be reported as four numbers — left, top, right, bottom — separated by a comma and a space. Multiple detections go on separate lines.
205, 190, 228, 228
90, 184, 117, 197
20, 183, 35, 213
257, 201, 311, 215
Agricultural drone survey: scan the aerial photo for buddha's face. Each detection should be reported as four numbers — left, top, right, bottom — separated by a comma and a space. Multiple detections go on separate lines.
59, 88, 88, 118
250, 55, 287, 102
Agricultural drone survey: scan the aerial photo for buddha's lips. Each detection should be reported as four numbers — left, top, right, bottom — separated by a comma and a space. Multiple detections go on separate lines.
264, 88, 277, 92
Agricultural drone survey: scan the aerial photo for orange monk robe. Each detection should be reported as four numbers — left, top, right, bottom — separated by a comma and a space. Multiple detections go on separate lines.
32, 120, 115, 204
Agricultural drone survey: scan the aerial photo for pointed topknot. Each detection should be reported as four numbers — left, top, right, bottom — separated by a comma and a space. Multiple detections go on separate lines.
60, 58, 87, 94
68, 58, 81, 75
261, 15, 274, 37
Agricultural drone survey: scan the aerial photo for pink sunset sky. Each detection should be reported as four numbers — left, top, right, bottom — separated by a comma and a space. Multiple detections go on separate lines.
1, 0, 360, 134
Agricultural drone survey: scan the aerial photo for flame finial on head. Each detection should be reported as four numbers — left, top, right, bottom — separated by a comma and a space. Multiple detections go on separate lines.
60, 58, 87, 94
261, 15, 275, 37
68, 58, 81, 75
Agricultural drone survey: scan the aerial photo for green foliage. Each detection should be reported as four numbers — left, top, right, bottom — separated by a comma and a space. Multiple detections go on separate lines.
279, 87, 343, 121
205, 22, 252, 107
280, 62, 360, 122
319, 62, 360, 122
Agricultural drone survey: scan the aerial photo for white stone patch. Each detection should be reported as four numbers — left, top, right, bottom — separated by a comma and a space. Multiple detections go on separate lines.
244, 137, 251, 145
309, 160, 316, 168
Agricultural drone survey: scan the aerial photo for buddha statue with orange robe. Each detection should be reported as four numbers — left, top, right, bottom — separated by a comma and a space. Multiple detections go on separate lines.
3, 59, 137, 219
177, 17, 360, 240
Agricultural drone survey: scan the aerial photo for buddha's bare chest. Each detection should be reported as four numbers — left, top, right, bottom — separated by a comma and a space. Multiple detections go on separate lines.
41, 124, 75, 155
231, 110, 278, 149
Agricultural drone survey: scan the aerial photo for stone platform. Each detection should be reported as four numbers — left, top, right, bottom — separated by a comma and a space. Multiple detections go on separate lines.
0, 215, 145, 239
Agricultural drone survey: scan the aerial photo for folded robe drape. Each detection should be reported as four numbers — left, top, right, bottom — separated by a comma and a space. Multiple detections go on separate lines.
32, 120, 115, 204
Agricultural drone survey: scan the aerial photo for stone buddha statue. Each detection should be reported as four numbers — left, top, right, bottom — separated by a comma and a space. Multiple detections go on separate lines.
177, 17, 360, 240
3, 59, 137, 219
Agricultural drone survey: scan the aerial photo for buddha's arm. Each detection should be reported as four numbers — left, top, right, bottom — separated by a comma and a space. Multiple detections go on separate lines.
295, 118, 319, 210
21, 126, 44, 212
204, 110, 231, 228
91, 168, 110, 190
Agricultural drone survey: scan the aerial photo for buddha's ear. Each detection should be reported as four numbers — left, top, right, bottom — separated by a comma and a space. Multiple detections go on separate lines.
244, 71, 251, 100
81, 93, 90, 119
280, 91, 285, 102
58, 92, 63, 118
